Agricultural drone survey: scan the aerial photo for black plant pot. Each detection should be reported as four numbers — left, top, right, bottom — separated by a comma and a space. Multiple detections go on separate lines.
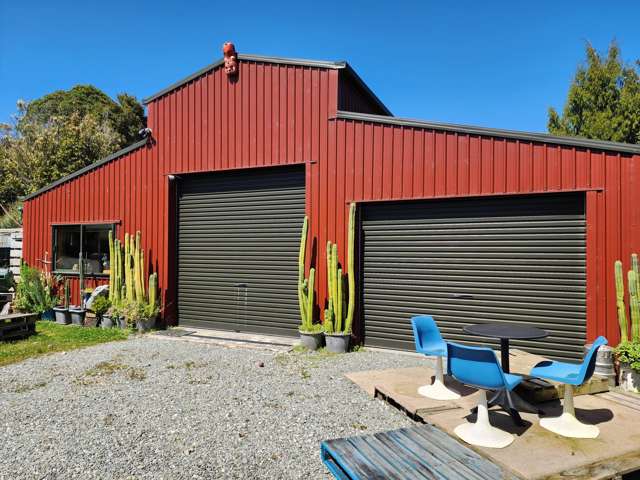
69, 307, 86, 326
41, 309, 55, 321
53, 307, 70, 325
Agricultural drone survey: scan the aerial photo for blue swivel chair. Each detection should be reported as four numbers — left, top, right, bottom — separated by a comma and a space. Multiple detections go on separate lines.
411, 315, 460, 400
529, 336, 608, 439
447, 342, 523, 448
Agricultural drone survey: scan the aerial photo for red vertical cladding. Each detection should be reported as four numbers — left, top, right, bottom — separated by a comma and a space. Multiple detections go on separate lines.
445, 132, 458, 196
456, 134, 469, 196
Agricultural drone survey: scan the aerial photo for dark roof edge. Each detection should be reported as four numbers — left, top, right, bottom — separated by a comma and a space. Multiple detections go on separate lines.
143, 54, 346, 104
336, 111, 640, 155
21, 139, 149, 202
341, 65, 392, 116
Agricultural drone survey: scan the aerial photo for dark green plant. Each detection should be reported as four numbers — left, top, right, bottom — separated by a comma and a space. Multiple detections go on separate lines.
615, 341, 640, 373
14, 262, 56, 313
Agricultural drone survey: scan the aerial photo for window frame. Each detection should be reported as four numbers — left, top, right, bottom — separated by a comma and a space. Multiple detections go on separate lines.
52, 223, 117, 277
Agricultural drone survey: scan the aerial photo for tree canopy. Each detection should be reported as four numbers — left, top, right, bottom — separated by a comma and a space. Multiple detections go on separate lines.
548, 42, 640, 144
0, 86, 146, 222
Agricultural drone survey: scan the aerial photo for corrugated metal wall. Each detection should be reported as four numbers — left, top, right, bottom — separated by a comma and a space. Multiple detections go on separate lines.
22, 57, 640, 345
322, 119, 640, 344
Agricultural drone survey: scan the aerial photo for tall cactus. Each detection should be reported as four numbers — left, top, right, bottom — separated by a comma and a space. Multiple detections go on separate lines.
615, 260, 629, 343
629, 270, 640, 342
148, 272, 158, 311
324, 203, 357, 334
297, 216, 317, 331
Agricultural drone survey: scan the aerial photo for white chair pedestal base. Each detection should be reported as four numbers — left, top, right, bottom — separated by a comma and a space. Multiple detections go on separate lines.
417, 356, 461, 400
454, 390, 514, 449
539, 385, 599, 439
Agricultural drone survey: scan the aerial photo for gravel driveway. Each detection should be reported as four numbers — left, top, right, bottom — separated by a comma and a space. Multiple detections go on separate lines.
0, 334, 426, 479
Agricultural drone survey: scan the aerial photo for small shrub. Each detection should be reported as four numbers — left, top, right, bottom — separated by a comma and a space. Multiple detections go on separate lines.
615, 341, 640, 372
91, 296, 111, 318
13, 263, 57, 313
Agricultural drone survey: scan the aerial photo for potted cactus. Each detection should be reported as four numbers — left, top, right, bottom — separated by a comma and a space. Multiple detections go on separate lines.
323, 203, 356, 353
53, 278, 71, 324
614, 254, 640, 393
297, 216, 323, 350
108, 230, 159, 332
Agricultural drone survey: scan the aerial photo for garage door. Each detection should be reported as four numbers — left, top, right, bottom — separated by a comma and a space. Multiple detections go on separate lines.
361, 193, 586, 360
177, 167, 305, 336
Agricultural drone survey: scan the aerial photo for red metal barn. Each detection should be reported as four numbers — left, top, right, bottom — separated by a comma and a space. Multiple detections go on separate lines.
22, 53, 640, 360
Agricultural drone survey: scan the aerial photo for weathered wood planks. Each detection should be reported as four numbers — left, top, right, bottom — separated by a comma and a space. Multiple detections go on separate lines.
321, 424, 518, 480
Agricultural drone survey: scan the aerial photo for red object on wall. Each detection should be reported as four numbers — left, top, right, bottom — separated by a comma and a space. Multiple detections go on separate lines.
22, 55, 640, 345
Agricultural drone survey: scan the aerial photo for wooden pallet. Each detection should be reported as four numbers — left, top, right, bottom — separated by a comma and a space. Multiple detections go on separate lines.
320, 424, 518, 480
0, 313, 37, 341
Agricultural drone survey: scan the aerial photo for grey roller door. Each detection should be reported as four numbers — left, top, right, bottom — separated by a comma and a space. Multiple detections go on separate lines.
361, 193, 586, 361
178, 167, 305, 336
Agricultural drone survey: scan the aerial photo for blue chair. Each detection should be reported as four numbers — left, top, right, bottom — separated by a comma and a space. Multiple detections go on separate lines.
447, 342, 523, 448
411, 315, 460, 400
529, 336, 608, 438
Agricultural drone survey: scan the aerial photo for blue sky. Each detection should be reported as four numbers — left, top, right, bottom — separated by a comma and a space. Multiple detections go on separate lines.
1, 1, 638, 133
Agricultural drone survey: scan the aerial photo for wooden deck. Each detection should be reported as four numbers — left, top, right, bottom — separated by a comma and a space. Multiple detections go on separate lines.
344, 354, 640, 479
321, 424, 517, 480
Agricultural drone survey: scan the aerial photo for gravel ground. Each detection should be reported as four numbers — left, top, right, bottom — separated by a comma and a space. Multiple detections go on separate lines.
0, 334, 427, 479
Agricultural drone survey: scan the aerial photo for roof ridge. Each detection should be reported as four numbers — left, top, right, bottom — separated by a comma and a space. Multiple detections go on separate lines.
143, 54, 346, 104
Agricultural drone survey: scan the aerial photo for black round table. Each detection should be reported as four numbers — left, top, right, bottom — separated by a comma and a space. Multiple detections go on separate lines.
463, 323, 548, 373
463, 322, 549, 426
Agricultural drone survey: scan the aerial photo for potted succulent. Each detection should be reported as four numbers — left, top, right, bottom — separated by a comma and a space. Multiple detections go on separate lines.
615, 341, 640, 393
91, 296, 111, 328
297, 216, 323, 350
102, 302, 120, 329
13, 262, 57, 319
323, 204, 356, 354
53, 279, 71, 324
614, 254, 640, 393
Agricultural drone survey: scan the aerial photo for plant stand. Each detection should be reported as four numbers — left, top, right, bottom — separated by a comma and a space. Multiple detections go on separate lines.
454, 389, 514, 449
539, 384, 600, 438
417, 356, 461, 400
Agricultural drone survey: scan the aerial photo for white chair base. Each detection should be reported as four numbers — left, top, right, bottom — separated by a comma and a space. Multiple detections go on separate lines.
539, 385, 599, 439
417, 356, 461, 400
454, 390, 514, 449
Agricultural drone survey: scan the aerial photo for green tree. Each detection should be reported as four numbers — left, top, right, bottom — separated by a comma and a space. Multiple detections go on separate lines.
23, 85, 146, 145
548, 42, 640, 144
0, 86, 146, 220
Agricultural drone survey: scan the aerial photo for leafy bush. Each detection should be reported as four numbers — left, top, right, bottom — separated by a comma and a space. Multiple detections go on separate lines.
615, 341, 640, 373
91, 296, 111, 318
13, 263, 57, 313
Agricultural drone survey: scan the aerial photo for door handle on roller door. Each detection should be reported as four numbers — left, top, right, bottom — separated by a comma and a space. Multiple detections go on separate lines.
452, 293, 474, 299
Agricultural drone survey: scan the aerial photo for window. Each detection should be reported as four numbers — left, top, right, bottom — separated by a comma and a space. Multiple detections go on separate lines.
53, 224, 115, 275
0, 248, 9, 268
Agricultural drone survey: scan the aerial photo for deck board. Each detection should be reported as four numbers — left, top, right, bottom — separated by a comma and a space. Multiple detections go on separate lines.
321, 424, 515, 480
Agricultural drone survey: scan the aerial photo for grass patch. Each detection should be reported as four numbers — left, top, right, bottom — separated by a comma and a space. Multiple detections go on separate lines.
0, 321, 129, 367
